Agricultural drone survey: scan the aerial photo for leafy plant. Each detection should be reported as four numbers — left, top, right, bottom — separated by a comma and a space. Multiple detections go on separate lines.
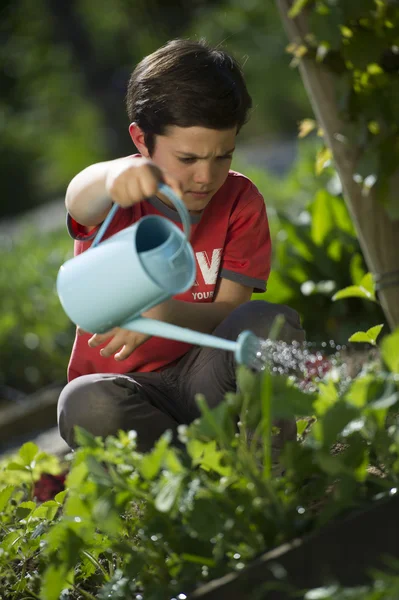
0, 227, 74, 393
286, 0, 399, 219
0, 327, 399, 599
257, 187, 387, 344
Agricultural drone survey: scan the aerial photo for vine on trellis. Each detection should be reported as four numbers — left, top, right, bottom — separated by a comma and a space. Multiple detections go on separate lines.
287, 0, 399, 219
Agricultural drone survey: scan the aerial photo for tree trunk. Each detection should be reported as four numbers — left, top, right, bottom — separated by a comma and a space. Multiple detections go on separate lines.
276, 0, 399, 331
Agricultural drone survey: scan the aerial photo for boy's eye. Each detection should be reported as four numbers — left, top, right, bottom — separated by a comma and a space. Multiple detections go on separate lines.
178, 155, 233, 164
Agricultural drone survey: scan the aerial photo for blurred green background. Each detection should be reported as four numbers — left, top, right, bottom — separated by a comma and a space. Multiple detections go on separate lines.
0, 0, 386, 396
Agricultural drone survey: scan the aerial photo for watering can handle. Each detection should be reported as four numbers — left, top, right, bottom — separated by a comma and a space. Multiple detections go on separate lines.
91, 183, 191, 249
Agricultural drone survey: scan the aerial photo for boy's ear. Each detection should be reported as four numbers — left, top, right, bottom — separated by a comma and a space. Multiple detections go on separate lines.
129, 123, 150, 157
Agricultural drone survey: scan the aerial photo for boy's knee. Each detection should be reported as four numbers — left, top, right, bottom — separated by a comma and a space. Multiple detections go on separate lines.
220, 300, 305, 343
57, 375, 125, 449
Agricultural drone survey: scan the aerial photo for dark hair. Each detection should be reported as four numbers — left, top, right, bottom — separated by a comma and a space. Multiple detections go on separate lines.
126, 38, 252, 155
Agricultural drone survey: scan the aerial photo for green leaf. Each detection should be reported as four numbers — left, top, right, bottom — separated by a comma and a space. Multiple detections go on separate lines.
65, 461, 88, 489
6, 461, 29, 471
311, 190, 334, 246
33, 500, 60, 521
86, 455, 113, 486
316, 453, 347, 476
181, 553, 216, 567
41, 564, 73, 600
74, 425, 103, 449
298, 118, 317, 138
271, 375, 316, 419
320, 402, 360, 448
315, 146, 333, 175
381, 328, 399, 373
368, 392, 398, 411
155, 474, 184, 513
350, 253, 366, 285
360, 273, 376, 296
93, 496, 121, 537
314, 379, 339, 416
2, 530, 23, 550
54, 490, 67, 505
296, 418, 310, 437
18, 441, 39, 467
187, 439, 231, 476
0, 485, 15, 512
332, 273, 376, 302
139, 431, 171, 480
288, 0, 311, 18
16, 501, 36, 519
345, 375, 374, 408
64, 494, 92, 521
349, 324, 384, 346
349, 331, 374, 344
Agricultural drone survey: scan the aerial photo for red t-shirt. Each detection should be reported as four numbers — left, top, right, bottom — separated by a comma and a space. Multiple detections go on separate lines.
66, 169, 271, 381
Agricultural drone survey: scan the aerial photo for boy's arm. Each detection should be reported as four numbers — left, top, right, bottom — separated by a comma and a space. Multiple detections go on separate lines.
87, 278, 253, 360
66, 156, 181, 227
144, 278, 253, 334
66, 160, 118, 226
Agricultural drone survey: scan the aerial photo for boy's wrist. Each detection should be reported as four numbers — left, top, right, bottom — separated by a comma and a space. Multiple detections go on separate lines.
142, 298, 175, 322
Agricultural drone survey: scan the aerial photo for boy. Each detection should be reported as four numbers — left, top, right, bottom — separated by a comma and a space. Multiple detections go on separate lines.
58, 38, 305, 454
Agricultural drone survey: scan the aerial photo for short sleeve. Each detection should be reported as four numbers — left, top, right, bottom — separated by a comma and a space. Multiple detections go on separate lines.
67, 213, 100, 241
66, 206, 135, 257
220, 185, 271, 293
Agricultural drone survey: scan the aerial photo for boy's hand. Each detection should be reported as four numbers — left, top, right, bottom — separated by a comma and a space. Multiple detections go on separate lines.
105, 156, 182, 207
86, 327, 151, 361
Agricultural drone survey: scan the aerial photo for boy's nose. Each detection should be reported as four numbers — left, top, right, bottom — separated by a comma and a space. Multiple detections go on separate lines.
193, 161, 214, 185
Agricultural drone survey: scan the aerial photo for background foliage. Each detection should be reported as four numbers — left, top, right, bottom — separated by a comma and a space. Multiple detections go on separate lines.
0, 0, 310, 217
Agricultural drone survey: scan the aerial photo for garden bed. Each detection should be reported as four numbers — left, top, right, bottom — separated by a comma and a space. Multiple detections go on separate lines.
192, 492, 399, 599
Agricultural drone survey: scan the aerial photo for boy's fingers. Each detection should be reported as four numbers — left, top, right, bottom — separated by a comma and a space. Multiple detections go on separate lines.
100, 339, 125, 357
114, 336, 148, 361
88, 329, 117, 347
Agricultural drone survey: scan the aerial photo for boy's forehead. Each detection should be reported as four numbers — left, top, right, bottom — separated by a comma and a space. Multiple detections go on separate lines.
162, 125, 237, 152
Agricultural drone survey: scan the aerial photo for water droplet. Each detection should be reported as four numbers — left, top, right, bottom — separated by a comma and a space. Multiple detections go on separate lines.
390, 487, 397, 496
178, 594, 187, 600
74, 517, 82, 523
233, 553, 241, 559
151, 535, 158, 542
297, 506, 305, 514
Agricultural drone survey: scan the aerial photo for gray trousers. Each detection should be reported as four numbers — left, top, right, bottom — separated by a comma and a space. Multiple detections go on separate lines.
58, 301, 305, 453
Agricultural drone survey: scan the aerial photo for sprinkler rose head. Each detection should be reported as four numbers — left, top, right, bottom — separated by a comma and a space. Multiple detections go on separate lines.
234, 330, 265, 371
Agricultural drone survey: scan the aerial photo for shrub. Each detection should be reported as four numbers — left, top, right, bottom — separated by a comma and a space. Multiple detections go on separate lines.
0, 328, 398, 598
0, 228, 74, 394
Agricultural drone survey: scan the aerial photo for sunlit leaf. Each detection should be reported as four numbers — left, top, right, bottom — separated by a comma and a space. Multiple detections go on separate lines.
345, 375, 374, 408
0, 485, 15, 512
349, 324, 384, 345
41, 564, 73, 600
381, 328, 399, 373
298, 118, 316, 138
139, 431, 172, 480
18, 441, 39, 467
155, 474, 184, 513
311, 189, 334, 245
288, 0, 311, 18
315, 146, 332, 175
332, 273, 377, 302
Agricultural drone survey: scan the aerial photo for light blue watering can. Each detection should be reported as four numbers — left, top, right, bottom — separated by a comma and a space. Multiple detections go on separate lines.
56, 184, 261, 367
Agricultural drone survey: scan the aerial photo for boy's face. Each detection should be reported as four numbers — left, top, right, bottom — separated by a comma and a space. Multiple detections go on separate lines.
149, 125, 237, 213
